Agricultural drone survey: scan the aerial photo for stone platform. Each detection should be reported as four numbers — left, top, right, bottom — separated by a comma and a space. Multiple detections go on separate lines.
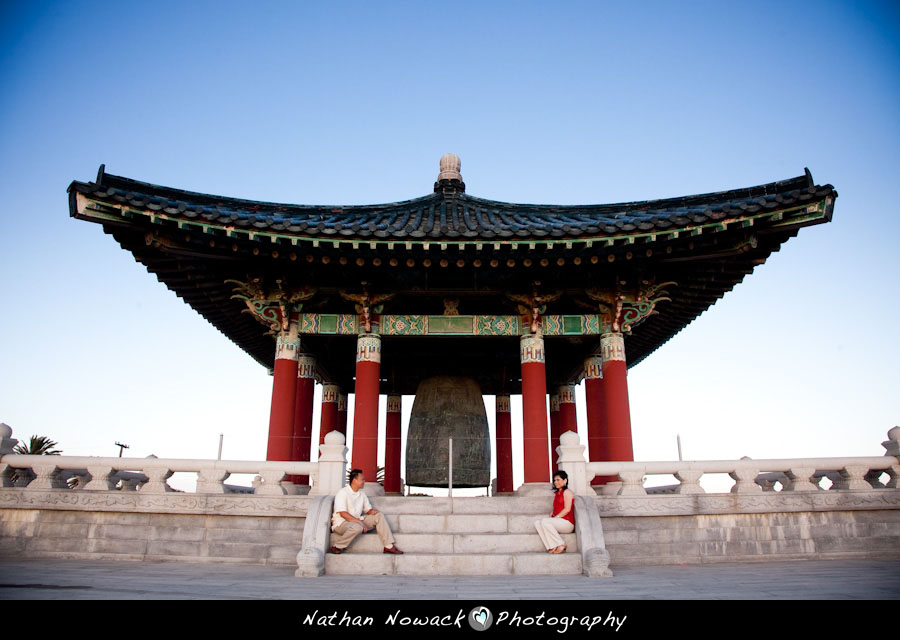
326, 496, 581, 576
1, 557, 898, 600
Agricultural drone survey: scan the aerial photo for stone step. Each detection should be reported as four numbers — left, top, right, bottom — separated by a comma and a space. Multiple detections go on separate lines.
332, 532, 578, 555
324, 552, 583, 576
376, 513, 565, 534
367, 495, 556, 516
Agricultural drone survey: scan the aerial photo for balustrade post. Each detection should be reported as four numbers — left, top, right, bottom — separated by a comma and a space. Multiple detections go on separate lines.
25, 463, 66, 490
674, 469, 705, 494
556, 430, 592, 496
197, 468, 230, 494
256, 468, 288, 496
729, 467, 762, 494
617, 469, 646, 496
785, 467, 819, 492
839, 465, 872, 491
84, 466, 118, 491
141, 466, 174, 493
311, 431, 348, 496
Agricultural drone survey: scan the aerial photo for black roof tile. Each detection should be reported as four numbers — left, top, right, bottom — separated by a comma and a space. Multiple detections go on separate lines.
68, 168, 836, 245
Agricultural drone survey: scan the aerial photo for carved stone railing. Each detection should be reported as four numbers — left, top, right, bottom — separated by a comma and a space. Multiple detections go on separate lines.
557, 427, 900, 497
0, 429, 348, 497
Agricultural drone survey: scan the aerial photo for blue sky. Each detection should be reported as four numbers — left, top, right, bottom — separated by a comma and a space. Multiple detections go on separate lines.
1, 1, 898, 491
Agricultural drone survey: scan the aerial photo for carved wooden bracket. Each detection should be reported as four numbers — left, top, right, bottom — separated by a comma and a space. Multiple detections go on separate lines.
227, 277, 317, 333
505, 283, 562, 334
338, 282, 395, 333
583, 279, 676, 333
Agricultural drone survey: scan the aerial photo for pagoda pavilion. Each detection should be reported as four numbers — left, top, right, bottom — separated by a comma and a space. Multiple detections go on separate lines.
68, 156, 836, 495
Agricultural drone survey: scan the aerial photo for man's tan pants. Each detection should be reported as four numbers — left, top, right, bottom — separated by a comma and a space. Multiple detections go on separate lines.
332, 512, 396, 550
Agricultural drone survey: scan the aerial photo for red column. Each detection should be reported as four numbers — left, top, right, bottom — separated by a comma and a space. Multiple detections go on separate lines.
520, 333, 550, 486
337, 392, 348, 436
384, 395, 402, 494
549, 393, 561, 474
495, 395, 513, 493
558, 384, 577, 434
266, 323, 299, 462
601, 332, 634, 463
291, 354, 316, 484
584, 355, 610, 485
318, 384, 340, 448
557, 384, 577, 471
351, 334, 381, 480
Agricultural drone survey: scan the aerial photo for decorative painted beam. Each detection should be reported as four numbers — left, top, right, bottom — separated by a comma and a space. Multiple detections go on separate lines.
293, 313, 609, 336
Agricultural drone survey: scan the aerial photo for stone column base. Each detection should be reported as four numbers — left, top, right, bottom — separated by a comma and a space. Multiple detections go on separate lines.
365, 483, 386, 497
515, 482, 552, 497
282, 482, 311, 496
594, 482, 622, 496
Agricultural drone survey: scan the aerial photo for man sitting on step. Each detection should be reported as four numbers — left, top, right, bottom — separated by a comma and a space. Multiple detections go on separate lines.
331, 468, 404, 555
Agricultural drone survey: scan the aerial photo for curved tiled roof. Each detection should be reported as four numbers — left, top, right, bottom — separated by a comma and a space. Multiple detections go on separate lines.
68, 166, 836, 393
69, 168, 835, 244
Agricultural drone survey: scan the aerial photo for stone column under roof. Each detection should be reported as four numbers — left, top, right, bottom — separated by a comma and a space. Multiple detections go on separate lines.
583, 355, 609, 486
549, 393, 561, 475
495, 395, 513, 494
384, 395, 402, 494
558, 384, 578, 472
266, 321, 300, 463
518, 333, 551, 494
600, 333, 634, 467
318, 384, 341, 449
352, 334, 382, 485
291, 354, 316, 485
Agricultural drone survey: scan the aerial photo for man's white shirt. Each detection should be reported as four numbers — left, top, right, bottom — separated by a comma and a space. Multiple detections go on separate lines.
332, 485, 373, 530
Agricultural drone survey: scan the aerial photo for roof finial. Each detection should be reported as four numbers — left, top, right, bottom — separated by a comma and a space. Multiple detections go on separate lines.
435, 153, 465, 192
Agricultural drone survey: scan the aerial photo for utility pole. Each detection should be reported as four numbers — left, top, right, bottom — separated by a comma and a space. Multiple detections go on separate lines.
115, 442, 130, 457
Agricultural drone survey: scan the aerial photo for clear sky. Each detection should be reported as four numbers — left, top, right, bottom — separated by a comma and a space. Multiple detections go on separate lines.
1, 1, 898, 492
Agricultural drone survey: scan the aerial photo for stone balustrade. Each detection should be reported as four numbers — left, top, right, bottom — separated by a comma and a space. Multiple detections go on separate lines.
557, 427, 900, 497
0, 427, 349, 498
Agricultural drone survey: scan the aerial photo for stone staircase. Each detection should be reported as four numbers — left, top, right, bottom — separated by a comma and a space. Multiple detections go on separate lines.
324, 495, 582, 576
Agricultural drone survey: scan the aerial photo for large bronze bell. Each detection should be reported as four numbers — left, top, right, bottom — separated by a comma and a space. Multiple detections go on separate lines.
405, 376, 491, 488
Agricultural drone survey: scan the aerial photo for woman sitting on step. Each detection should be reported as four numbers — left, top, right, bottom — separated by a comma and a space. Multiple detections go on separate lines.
534, 470, 575, 554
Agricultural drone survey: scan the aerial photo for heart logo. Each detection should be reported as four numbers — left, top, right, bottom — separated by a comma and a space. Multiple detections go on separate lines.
468, 606, 493, 631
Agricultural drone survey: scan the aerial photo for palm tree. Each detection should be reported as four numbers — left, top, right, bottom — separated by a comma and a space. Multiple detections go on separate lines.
346, 466, 386, 486
13, 435, 62, 456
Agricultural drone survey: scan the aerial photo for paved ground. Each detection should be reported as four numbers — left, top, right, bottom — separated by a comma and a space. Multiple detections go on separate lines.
0, 557, 897, 600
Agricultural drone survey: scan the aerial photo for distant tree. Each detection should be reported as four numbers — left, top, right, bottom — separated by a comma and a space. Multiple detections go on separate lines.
13, 435, 62, 456
346, 466, 385, 486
